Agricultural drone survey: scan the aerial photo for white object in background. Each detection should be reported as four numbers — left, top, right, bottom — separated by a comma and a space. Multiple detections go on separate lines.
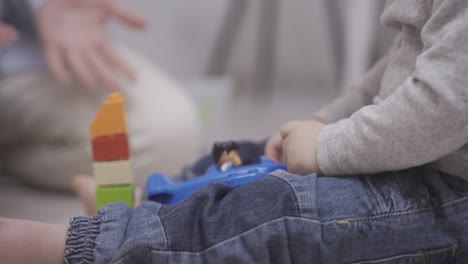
182, 78, 233, 149
111, 0, 228, 77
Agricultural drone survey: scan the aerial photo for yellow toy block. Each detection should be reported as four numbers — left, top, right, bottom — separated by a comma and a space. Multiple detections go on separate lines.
90, 93, 127, 138
94, 160, 133, 186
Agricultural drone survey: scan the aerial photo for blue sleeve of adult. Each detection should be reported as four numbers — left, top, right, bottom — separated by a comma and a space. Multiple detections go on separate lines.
0, 0, 36, 34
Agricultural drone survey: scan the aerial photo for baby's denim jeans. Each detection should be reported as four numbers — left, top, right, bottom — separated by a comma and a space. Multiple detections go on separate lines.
64, 145, 468, 263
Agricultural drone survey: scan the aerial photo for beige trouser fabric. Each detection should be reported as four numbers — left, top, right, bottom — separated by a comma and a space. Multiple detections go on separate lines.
0, 47, 201, 190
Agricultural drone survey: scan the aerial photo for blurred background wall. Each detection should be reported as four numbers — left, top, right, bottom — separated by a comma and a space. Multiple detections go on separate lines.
111, 0, 396, 144
111, 0, 395, 91
1, 0, 397, 223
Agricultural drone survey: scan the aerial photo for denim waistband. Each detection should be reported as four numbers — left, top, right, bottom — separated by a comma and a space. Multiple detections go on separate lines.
270, 166, 468, 222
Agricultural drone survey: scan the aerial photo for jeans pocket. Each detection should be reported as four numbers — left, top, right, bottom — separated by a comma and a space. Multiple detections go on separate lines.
359, 170, 431, 215
349, 244, 458, 264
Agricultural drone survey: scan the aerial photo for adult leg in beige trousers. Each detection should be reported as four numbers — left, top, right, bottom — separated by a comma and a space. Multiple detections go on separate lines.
0, 46, 201, 190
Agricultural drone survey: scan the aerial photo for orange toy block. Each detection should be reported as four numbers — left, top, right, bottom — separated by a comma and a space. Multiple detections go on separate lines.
92, 134, 129, 161
90, 93, 127, 137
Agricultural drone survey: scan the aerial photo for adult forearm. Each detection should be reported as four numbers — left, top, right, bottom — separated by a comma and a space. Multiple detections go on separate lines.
0, 217, 67, 264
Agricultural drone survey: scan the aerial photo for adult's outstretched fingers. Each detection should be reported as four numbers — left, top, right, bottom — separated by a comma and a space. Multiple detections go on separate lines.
108, 1, 146, 29
44, 47, 70, 84
87, 49, 119, 91
102, 45, 135, 81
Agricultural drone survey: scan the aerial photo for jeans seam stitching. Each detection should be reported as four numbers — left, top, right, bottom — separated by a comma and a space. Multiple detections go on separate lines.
440, 195, 468, 208
335, 208, 434, 223
116, 216, 313, 256
141, 205, 168, 250
112, 206, 168, 263
349, 244, 458, 264
269, 173, 303, 217
333, 196, 468, 223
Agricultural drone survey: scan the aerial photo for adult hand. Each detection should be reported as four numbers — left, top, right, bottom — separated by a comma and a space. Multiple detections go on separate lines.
0, 22, 17, 46
266, 120, 325, 175
36, 0, 146, 90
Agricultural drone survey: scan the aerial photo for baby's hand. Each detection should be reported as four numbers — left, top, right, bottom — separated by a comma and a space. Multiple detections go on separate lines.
266, 120, 324, 175
264, 131, 283, 163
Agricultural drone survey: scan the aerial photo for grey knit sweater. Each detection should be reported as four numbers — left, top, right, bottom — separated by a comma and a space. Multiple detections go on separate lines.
315, 0, 468, 180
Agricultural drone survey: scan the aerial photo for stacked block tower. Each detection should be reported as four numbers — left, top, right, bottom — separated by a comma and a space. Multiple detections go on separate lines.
90, 92, 133, 209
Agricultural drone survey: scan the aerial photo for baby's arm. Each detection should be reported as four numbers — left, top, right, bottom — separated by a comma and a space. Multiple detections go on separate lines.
0, 217, 67, 264
313, 54, 389, 124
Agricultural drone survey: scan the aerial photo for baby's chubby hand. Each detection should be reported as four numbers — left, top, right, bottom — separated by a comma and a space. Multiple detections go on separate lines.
265, 120, 325, 175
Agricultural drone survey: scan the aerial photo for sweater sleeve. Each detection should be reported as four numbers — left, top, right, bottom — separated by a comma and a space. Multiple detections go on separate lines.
316, 0, 468, 176
313, 54, 389, 124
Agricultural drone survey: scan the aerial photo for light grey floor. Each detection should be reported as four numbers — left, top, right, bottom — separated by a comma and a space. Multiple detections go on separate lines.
0, 176, 82, 224
0, 81, 335, 224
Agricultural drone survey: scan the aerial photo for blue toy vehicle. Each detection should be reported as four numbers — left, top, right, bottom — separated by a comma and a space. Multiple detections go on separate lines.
146, 156, 286, 204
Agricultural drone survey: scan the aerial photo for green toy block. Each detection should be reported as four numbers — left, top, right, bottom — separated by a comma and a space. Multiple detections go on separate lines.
96, 185, 133, 209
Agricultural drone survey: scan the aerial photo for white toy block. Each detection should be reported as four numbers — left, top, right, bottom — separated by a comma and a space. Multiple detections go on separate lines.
93, 160, 133, 186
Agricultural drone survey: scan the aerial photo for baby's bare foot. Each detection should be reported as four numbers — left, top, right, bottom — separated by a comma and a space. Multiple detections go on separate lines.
71, 175, 97, 216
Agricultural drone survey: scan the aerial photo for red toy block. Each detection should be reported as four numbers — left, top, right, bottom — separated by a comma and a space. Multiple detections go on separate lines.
92, 134, 129, 161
